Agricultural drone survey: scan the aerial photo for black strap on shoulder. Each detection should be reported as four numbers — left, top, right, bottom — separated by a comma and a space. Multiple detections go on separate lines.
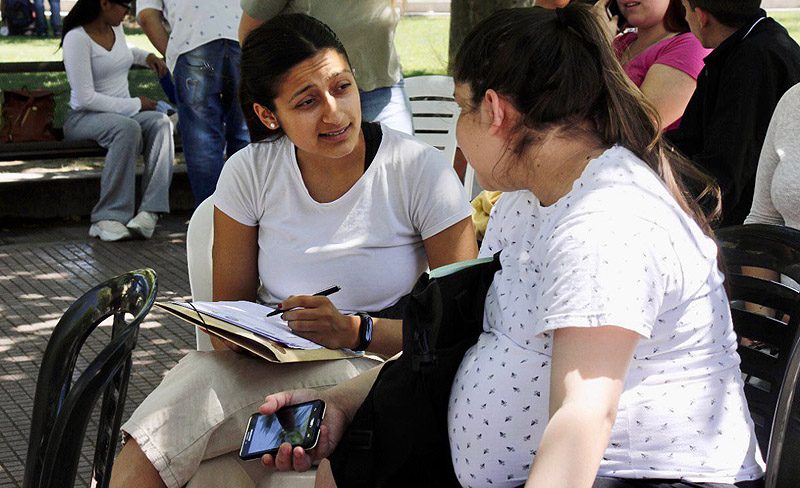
362, 121, 382, 171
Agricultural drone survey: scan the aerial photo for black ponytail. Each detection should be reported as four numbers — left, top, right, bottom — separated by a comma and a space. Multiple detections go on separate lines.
60, 0, 102, 47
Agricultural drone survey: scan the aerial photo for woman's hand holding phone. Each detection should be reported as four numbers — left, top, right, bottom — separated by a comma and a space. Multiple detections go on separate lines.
258, 389, 348, 471
593, 0, 620, 39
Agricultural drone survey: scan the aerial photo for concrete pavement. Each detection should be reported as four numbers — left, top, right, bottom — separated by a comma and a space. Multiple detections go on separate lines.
0, 213, 197, 487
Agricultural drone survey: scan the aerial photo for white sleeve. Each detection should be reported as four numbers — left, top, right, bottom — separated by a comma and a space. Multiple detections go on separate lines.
131, 47, 151, 67
532, 214, 675, 338
136, 0, 164, 16
409, 147, 473, 240
62, 30, 142, 116
213, 146, 261, 226
744, 89, 792, 226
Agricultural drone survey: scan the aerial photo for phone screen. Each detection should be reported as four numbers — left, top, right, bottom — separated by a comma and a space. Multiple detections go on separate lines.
239, 400, 325, 459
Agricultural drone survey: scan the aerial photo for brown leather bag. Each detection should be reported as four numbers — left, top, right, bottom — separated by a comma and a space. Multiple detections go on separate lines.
1, 88, 58, 143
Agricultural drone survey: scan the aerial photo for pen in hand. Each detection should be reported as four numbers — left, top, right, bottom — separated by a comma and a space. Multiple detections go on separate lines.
265, 285, 341, 317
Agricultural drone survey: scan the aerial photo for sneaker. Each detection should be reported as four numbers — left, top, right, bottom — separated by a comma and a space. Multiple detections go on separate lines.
127, 211, 159, 239
89, 220, 132, 242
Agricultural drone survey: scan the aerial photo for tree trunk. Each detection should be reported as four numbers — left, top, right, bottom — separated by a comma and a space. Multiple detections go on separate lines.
448, 0, 534, 66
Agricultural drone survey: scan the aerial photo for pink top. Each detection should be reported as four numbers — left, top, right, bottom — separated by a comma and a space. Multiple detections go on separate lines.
613, 31, 710, 131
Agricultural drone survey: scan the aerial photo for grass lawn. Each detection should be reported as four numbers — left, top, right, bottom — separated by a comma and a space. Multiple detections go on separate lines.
0, 17, 450, 126
1, 12, 799, 126
396, 16, 450, 76
0, 17, 452, 66
773, 11, 800, 39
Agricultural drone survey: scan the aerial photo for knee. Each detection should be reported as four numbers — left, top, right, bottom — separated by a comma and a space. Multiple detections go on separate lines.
153, 113, 174, 135
111, 438, 166, 488
114, 118, 142, 144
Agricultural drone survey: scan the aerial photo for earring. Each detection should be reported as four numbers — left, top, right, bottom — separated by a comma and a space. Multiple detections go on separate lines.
269, 123, 277, 129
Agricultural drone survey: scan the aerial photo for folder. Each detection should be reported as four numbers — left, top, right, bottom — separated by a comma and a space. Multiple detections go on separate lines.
157, 300, 381, 364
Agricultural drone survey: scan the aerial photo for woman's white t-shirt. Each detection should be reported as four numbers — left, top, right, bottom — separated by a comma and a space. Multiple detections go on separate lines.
213, 127, 472, 312
448, 146, 765, 487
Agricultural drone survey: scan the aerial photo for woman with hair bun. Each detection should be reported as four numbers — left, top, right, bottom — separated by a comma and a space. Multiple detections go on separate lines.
259, 4, 765, 488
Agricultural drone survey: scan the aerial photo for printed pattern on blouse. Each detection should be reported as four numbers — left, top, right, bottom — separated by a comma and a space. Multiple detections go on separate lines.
447, 146, 765, 488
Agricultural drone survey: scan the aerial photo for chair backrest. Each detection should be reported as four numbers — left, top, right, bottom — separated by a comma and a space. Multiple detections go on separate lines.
716, 224, 800, 456
405, 75, 458, 163
186, 196, 215, 350
765, 331, 800, 488
404, 75, 482, 200
23, 269, 158, 488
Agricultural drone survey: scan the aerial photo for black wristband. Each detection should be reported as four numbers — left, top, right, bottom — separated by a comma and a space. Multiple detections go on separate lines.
353, 313, 373, 351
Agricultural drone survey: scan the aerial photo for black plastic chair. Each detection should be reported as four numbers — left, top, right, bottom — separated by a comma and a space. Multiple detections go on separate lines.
716, 224, 800, 457
22, 268, 158, 488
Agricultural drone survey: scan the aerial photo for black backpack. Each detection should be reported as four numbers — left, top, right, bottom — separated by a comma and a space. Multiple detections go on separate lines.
5, 0, 34, 35
329, 253, 502, 487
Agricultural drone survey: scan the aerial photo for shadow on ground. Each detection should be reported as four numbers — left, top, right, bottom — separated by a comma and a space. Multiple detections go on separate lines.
0, 213, 196, 486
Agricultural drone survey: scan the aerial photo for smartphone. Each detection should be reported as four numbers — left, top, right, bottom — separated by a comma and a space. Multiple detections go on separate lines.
604, 0, 627, 28
605, 0, 621, 20
239, 400, 326, 460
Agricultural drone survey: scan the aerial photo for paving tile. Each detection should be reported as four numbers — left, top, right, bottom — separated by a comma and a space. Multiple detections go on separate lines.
0, 212, 195, 487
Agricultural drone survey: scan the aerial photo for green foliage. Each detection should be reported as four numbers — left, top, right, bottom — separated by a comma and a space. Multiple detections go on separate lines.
0, 27, 154, 61
773, 12, 800, 42
395, 16, 450, 76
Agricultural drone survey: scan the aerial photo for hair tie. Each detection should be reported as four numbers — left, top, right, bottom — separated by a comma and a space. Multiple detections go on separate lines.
555, 7, 568, 26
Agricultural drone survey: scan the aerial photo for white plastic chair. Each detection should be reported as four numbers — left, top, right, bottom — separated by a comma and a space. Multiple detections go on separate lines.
186, 196, 216, 351
185, 198, 315, 487
404, 75, 481, 199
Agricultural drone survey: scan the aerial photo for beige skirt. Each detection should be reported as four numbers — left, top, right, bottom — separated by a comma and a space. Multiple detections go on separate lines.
122, 350, 378, 488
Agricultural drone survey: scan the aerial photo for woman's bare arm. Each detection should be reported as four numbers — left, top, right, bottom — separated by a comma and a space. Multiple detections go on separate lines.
526, 326, 639, 487
639, 64, 698, 130
422, 217, 478, 270
210, 207, 260, 350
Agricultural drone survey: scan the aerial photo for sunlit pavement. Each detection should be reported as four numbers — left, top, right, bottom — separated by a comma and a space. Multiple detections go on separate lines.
0, 213, 197, 486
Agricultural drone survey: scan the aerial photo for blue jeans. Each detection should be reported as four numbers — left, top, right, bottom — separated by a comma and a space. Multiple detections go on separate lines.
359, 79, 413, 135
174, 39, 250, 206
33, 0, 60, 35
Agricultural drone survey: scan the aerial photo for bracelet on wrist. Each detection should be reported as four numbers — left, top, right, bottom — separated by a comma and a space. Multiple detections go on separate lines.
353, 313, 373, 351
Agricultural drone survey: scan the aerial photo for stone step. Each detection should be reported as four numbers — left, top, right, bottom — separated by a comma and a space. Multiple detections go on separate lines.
0, 163, 194, 221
